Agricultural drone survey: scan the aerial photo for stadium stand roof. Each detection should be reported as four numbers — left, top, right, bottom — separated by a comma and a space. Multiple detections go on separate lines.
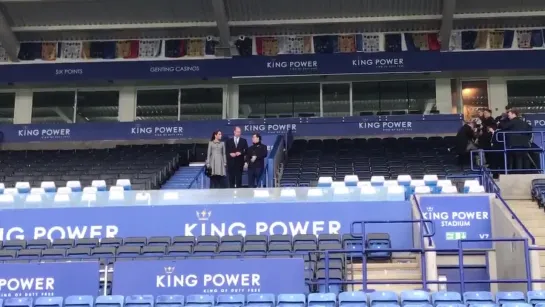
1, 0, 545, 58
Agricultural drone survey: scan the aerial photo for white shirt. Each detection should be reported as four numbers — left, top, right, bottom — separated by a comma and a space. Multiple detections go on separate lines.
234, 137, 239, 147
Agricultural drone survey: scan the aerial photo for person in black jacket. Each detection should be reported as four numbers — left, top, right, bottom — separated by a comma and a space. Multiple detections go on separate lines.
245, 133, 268, 188
493, 108, 532, 172
225, 126, 248, 188
454, 120, 477, 167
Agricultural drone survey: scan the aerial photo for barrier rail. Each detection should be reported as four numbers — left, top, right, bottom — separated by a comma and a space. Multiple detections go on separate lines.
481, 169, 536, 245
188, 166, 206, 189
470, 130, 545, 174
350, 219, 435, 290
458, 238, 532, 292
412, 195, 434, 247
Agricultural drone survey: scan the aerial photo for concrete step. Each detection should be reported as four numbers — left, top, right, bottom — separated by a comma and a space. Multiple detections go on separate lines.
508, 200, 545, 278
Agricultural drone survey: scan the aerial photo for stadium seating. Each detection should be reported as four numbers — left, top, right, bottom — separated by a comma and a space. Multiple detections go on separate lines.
5, 291, 545, 307
0, 145, 193, 191
281, 137, 472, 187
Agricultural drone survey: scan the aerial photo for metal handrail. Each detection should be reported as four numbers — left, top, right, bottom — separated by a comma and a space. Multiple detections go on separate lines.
412, 194, 434, 247
187, 166, 205, 189
481, 168, 536, 245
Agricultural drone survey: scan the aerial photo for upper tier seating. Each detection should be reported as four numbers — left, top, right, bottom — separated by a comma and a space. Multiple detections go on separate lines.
0, 145, 193, 190
3, 291, 544, 307
282, 137, 471, 187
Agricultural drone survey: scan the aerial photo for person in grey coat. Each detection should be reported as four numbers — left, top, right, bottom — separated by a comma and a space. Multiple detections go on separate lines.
206, 130, 227, 189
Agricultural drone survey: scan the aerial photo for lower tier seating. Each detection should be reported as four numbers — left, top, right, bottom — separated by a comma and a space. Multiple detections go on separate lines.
3, 290, 544, 307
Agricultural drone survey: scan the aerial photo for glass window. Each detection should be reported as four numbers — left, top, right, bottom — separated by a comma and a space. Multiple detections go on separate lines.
507, 80, 545, 113
353, 82, 380, 115
322, 83, 350, 117
76, 91, 119, 122
408, 80, 436, 113
180, 88, 223, 120
32, 91, 75, 124
136, 89, 179, 121
239, 83, 320, 118
461, 80, 489, 120
0, 93, 15, 124
353, 80, 435, 115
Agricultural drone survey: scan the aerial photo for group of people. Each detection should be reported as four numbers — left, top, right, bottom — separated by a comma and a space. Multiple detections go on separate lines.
206, 127, 268, 189
455, 106, 535, 175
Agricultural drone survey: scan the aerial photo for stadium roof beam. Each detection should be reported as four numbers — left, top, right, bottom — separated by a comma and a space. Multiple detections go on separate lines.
0, 4, 19, 61
439, 0, 456, 51
211, 0, 235, 57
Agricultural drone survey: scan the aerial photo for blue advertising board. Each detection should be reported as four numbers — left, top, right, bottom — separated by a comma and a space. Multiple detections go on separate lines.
0, 201, 414, 249
0, 114, 462, 143
1, 50, 545, 83
0, 262, 99, 298
418, 195, 492, 249
112, 258, 305, 295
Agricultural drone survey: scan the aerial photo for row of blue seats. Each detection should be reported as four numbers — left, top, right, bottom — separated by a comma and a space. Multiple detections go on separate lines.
4, 291, 545, 307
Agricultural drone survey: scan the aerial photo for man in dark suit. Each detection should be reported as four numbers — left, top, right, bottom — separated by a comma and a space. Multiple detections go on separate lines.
225, 126, 248, 188
500, 108, 532, 172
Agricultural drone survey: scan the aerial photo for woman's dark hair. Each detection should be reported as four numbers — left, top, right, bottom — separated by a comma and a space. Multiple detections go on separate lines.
253, 133, 262, 143
211, 130, 221, 141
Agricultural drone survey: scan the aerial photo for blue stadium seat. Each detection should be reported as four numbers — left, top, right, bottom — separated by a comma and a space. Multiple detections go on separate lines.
247, 294, 275, 307
95, 296, 124, 307
496, 292, 526, 305
65, 296, 94, 307
502, 304, 532, 307
463, 292, 494, 305
527, 291, 545, 305
369, 291, 399, 306
308, 293, 336, 307
339, 291, 368, 307
277, 294, 306, 307
124, 295, 154, 307
155, 295, 184, 307
401, 290, 431, 306
366, 233, 391, 260
186, 295, 214, 307
5, 298, 33, 307
35, 297, 64, 307
432, 292, 463, 305
216, 295, 245, 307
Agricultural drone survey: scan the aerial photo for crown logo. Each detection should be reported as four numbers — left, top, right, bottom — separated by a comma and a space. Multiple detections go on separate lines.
164, 266, 175, 274
426, 207, 434, 212
196, 210, 211, 221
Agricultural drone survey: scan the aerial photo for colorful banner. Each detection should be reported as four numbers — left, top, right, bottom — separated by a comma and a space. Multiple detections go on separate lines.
1, 114, 462, 143
0, 262, 99, 298
1, 50, 545, 83
112, 258, 305, 295
418, 195, 492, 249
0, 201, 414, 249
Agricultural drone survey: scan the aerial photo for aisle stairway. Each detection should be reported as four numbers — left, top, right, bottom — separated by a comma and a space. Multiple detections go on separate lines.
345, 253, 421, 292
161, 165, 204, 189
508, 200, 545, 279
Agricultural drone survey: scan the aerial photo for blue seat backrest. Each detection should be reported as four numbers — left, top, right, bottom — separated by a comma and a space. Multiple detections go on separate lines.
125, 295, 154, 307
308, 293, 336, 307
186, 295, 214, 307
528, 291, 545, 305
35, 297, 64, 307
247, 293, 275, 307
370, 291, 398, 306
277, 294, 306, 307
216, 295, 245, 307
432, 292, 462, 304
339, 292, 367, 307
65, 296, 94, 307
155, 295, 184, 307
5, 298, 33, 307
463, 292, 494, 304
95, 296, 124, 307
502, 303, 532, 307
401, 290, 430, 304
496, 292, 526, 305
